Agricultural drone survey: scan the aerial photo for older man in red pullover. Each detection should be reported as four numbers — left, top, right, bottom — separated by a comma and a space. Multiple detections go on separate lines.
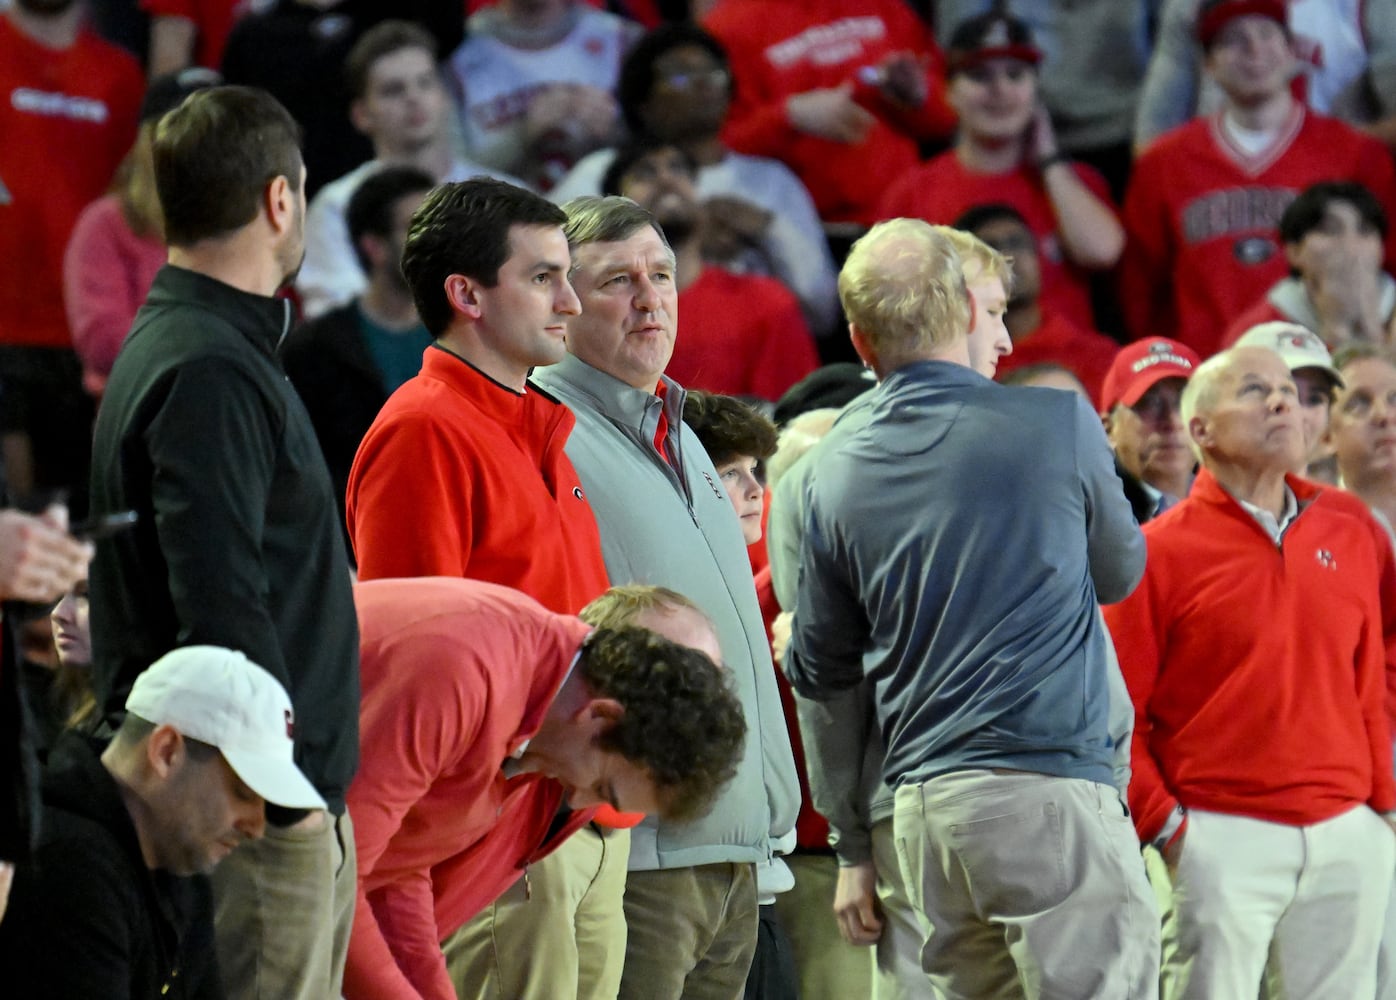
1105, 343, 1396, 1000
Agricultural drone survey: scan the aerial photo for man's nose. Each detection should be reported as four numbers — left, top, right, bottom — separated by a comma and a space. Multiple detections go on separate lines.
633, 275, 661, 311
556, 279, 581, 316
240, 805, 267, 841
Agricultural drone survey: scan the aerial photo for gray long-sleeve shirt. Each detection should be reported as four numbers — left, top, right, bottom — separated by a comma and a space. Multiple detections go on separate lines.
787, 361, 1144, 791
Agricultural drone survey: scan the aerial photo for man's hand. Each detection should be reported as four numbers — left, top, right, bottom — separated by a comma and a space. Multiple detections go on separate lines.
786, 84, 876, 144
834, 859, 884, 945
1026, 104, 1062, 169
699, 195, 772, 264
1308, 241, 1386, 344
770, 610, 794, 664
524, 83, 622, 154
875, 51, 928, 109
0, 507, 92, 603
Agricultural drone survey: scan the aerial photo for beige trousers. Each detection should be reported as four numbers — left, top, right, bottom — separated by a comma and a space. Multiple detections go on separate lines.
210, 808, 357, 1000
618, 862, 758, 1000
894, 771, 1159, 1000
442, 824, 630, 1000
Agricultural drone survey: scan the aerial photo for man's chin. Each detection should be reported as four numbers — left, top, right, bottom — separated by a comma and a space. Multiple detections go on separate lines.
280, 251, 306, 291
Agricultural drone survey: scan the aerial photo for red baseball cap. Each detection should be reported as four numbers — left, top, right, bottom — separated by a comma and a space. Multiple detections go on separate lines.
1099, 338, 1202, 414
946, 12, 1042, 76
1196, 0, 1287, 49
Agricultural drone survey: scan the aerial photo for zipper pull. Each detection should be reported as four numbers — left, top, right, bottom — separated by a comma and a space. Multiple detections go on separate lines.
524, 865, 532, 901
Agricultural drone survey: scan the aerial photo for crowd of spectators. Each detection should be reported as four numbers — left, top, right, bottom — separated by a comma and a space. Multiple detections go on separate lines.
9, 0, 1396, 998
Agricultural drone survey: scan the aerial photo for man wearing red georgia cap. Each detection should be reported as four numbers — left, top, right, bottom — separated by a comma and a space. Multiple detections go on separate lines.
878, 9, 1123, 334
1101, 337, 1202, 523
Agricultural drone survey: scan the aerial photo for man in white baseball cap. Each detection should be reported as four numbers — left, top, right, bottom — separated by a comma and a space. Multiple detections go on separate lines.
0, 644, 320, 997
124, 644, 327, 822
1232, 320, 1344, 482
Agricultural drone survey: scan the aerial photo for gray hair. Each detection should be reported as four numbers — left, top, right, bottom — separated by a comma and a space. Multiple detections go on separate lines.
561, 195, 675, 261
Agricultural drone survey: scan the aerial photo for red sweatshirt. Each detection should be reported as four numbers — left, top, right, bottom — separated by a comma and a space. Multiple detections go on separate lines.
344, 578, 593, 1000
1103, 469, 1396, 844
1120, 106, 1396, 359
347, 345, 610, 616
0, 16, 142, 348
703, 0, 956, 225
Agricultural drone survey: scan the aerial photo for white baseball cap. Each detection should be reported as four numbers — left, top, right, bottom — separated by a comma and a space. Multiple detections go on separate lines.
125, 646, 326, 810
1232, 321, 1343, 388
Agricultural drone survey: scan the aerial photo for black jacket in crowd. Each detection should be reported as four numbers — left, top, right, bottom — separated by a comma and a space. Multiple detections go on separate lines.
0, 733, 222, 998
279, 301, 393, 542
87, 265, 359, 816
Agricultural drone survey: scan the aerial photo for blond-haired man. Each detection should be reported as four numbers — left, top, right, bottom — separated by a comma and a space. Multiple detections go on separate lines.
787, 218, 1157, 999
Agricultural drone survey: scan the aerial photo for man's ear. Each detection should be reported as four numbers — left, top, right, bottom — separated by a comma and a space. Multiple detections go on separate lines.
1283, 239, 1305, 274
575, 697, 625, 736
444, 274, 483, 320
358, 232, 389, 275
849, 323, 877, 372
264, 174, 294, 236
145, 724, 184, 779
1103, 404, 1123, 443
348, 98, 371, 137
1317, 421, 1339, 461
1188, 414, 1209, 452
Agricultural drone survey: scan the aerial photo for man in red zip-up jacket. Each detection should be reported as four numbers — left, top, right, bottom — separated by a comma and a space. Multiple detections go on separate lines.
345, 177, 627, 999
1105, 343, 1396, 999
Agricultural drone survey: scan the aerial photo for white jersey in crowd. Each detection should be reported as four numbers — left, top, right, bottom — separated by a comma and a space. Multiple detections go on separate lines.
447, 5, 638, 178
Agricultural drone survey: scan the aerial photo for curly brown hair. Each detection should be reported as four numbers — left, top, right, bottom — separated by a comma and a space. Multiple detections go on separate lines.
580, 625, 746, 824
682, 391, 778, 468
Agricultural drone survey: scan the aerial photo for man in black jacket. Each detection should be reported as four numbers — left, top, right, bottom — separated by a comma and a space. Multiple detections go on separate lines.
87, 86, 360, 1000
0, 645, 327, 998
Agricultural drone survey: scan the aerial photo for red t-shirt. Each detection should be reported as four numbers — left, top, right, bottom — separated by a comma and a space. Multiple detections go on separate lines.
672, 267, 820, 403
0, 17, 143, 348
994, 309, 1120, 409
704, 0, 956, 225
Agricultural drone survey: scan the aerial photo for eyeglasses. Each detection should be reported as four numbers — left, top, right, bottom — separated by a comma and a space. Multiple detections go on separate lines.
657, 67, 730, 91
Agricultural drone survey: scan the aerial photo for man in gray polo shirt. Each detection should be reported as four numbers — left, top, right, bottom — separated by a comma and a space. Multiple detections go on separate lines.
786, 217, 1158, 1000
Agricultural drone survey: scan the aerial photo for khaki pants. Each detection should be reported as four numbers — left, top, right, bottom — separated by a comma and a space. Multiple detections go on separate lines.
870, 819, 939, 999
443, 825, 629, 1000
894, 771, 1159, 1000
773, 853, 874, 1000
211, 808, 357, 1000
619, 862, 759, 1000
1167, 806, 1394, 1000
